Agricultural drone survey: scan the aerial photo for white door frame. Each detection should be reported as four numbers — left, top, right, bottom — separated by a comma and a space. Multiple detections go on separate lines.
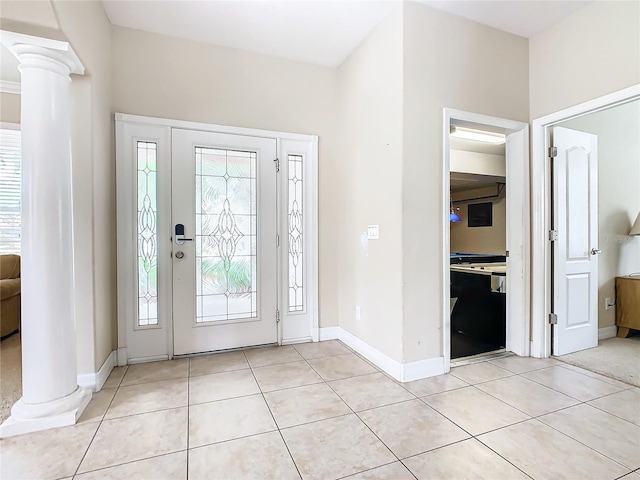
442, 109, 530, 372
115, 113, 319, 364
530, 84, 640, 358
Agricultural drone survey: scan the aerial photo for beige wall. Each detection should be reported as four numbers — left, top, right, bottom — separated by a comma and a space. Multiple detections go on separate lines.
561, 100, 640, 329
52, 0, 114, 372
530, 1, 640, 119
0, 92, 20, 124
450, 186, 507, 255
402, 1, 529, 362
337, 5, 404, 362
111, 26, 341, 328
0, 0, 113, 374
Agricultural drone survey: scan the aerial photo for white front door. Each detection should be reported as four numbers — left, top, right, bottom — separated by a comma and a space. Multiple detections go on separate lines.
552, 126, 599, 355
171, 129, 278, 355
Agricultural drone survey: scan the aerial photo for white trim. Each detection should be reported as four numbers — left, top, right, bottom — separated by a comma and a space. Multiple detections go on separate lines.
319, 326, 340, 340
0, 122, 20, 131
279, 138, 320, 345
338, 328, 403, 381
442, 109, 530, 372
0, 30, 85, 75
115, 113, 317, 143
598, 326, 617, 340
0, 388, 91, 438
128, 354, 170, 364
530, 84, 640, 358
0, 81, 20, 94
281, 336, 313, 345
117, 347, 128, 367
76, 351, 116, 392
402, 357, 446, 382
116, 113, 319, 362
318, 327, 445, 382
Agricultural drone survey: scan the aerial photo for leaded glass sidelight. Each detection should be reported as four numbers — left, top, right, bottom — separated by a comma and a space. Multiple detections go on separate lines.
195, 147, 257, 323
288, 154, 304, 312
137, 141, 158, 326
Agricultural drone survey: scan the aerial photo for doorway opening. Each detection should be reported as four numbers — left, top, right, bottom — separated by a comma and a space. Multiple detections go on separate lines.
442, 109, 529, 371
532, 90, 640, 386
531, 85, 640, 368
449, 123, 507, 360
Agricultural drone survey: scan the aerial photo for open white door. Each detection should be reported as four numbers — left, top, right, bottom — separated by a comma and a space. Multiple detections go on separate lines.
552, 126, 598, 355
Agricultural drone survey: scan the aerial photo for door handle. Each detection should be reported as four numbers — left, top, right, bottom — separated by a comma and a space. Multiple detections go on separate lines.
175, 223, 193, 245
590, 248, 602, 255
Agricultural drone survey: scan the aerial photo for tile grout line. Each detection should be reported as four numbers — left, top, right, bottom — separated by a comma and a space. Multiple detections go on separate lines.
456, 369, 637, 477
517, 369, 625, 403
71, 371, 124, 478
533, 410, 638, 471
72, 449, 189, 478
472, 437, 536, 480
334, 460, 417, 480
298, 352, 408, 475
244, 349, 305, 480
554, 361, 638, 389
186, 357, 191, 480
68, 346, 638, 479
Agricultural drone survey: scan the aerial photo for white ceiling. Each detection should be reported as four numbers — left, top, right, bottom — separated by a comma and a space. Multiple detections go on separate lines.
1, 1, 592, 82
421, 1, 591, 38
101, 0, 396, 68
101, 0, 591, 68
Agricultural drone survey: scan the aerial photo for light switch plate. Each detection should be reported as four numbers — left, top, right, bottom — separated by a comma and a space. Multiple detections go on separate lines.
367, 225, 379, 240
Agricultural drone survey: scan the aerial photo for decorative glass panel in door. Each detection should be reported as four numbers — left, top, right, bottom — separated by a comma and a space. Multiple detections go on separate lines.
195, 147, 257, 322
172, 130, 277, 355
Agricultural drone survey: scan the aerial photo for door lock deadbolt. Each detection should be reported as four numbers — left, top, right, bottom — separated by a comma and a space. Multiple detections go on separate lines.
175, 251, 184, 259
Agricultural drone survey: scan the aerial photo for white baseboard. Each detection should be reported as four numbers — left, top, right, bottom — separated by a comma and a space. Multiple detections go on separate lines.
338, 328, 403, 381
319, 326, 340, 341
117, 347, 128, 367
77, 350, 116, 392
318, 326, 445, 382
128, 354, 169, 364
282, 336, 314, 345
402, 356, 446, 382
598, 326, 617, 340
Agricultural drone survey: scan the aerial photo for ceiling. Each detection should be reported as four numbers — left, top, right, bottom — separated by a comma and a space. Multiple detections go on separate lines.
101, 0, 396, 68
101, 0, 591, 68
421, 1, 590, 38
1, 1, 592, 81
451, 172, 504, 193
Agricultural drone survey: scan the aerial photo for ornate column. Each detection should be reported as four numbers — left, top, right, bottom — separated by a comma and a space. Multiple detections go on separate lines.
0, 31, 91, 437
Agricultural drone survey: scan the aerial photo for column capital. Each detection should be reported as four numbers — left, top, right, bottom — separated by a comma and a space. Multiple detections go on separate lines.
0, 30, 84, 75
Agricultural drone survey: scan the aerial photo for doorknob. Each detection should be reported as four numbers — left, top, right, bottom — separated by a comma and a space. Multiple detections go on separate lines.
175, 223, 193, 245
590, 248, 602, 255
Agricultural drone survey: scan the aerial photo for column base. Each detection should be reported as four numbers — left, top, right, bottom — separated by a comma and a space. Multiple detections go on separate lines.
0, 387, 92, 438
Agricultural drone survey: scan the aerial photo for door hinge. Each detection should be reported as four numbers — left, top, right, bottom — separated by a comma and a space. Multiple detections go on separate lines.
505, 250, 509, 258
276, 309, 281, 323
274, 157, 280, 172
549, 230, 558, 241
276, 234, 280, 247
549, 313, 558, 325
548, 146, 557, 158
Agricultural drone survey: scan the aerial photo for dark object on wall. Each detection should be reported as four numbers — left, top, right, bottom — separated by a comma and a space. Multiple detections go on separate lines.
468, 202, 493, 227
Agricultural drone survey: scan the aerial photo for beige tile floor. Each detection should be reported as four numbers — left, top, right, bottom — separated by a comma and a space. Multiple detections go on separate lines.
1, 341, 639, 480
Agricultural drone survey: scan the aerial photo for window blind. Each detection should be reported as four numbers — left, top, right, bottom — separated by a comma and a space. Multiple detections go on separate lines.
0, 128, 21, 254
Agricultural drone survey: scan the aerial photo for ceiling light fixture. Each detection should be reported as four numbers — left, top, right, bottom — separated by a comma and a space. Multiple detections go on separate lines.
450, 126, 506, 145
